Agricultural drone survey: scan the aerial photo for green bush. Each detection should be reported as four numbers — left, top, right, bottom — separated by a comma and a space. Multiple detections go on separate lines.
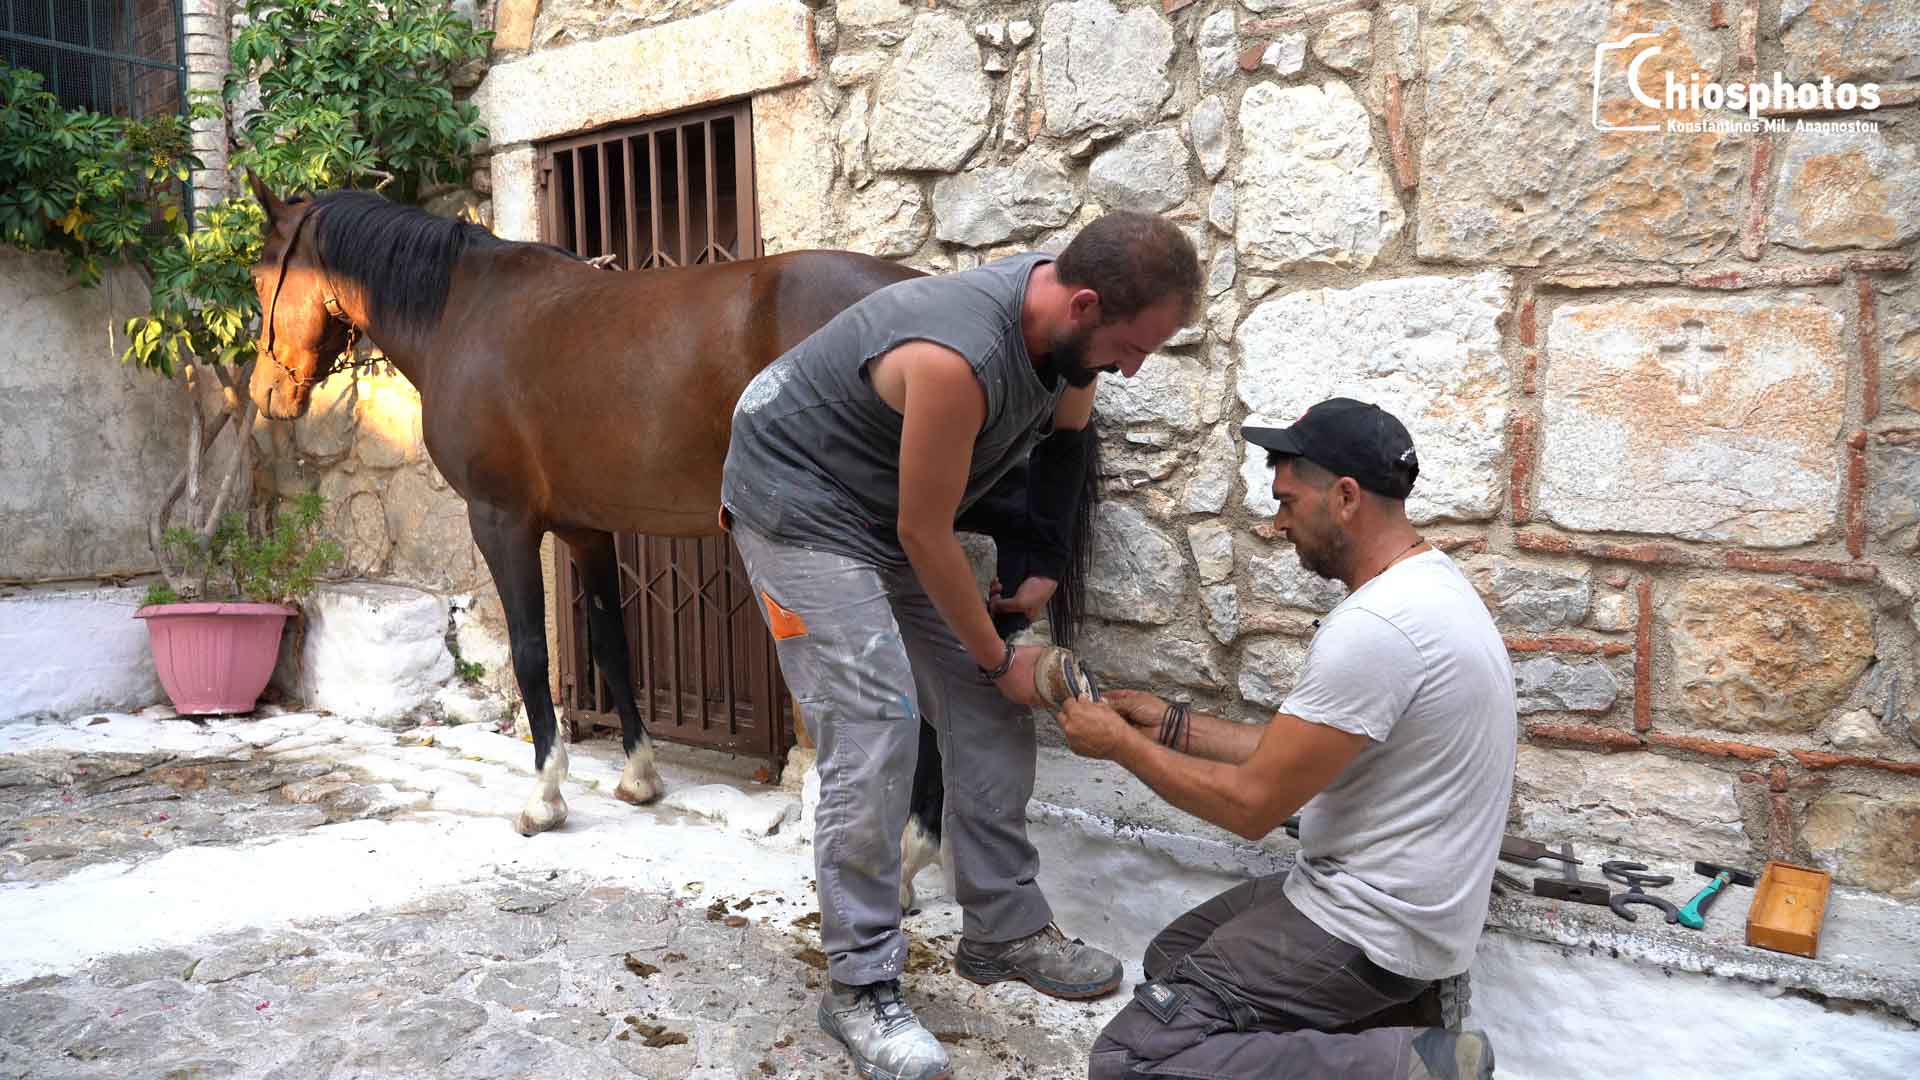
160, 492, 345, 605
0, 66, 196, 286
125, 0, 492, 374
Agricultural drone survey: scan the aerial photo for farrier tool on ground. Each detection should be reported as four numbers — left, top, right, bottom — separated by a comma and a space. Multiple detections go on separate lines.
1602, 861, 1681, 924
1532, 843, 1612, 906
1500, 836, 1583, 865
1677, 861, 1758, 930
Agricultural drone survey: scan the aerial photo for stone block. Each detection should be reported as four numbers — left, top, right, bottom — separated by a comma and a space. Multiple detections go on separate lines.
0, 588, 166, 722
1779, 0, 1920, 84
1418, 0, 1743, 265
1040, 0, 1175, 137
1469, 559, 1591, 633
1246, 550, 1347, 613
1088, 502, 1188, 625
1537, 295, 1849, 547
1513, 656, 1618, 715
837, 86, 873, 190
1207, 244, 1237, 297
352, 374, 423, 469
1201, 584, 1240, 644
837, 0, 914, 28
298, 584, 454, 722
1100, 354, 1207, 430
1208, 182, 1235, 234
1187, 523, 1235, 586
1078, 621, 1225, 689
868, 14, 993, 172
1088, 128, 1192, 214
931, 149, 1079, 247
1803, 791, 1920, 897
492, 0, 538, 50
530, 0, 738, 49
1235, 80, 1403, 271
1512, 745, 1752, 864
320, 475, 393, 579
753, 82, 839, 254
1666, 579, 1875, 735
1198, 9, 1239, 90
488, 147, 539, 243
1867, 442, 1920, 542
845, 178, 931, 259
1191, 95, 1229, 180
1183, 425, 1237, 514
473, 0, 816, 147
1236, 272, 1512, 523
1238, 636, 1309, 710
383, 465, 485, 593
1823, 709, 1894, 753
1771, 127, 1920, 252
1314, 11, 1372, 74
1586, 589, 1635, 633
1878, 276, 1920, 418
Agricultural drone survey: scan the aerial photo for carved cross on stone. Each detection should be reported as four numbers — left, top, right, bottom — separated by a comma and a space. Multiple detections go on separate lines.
1656, 318, 1728, 404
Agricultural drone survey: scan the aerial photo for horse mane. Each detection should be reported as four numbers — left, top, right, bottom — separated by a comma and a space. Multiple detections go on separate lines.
306, 190, 583, 339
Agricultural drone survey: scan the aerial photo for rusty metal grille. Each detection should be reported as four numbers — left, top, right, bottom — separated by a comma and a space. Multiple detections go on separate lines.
540, 101, 792, 762
539, 102, 756, 270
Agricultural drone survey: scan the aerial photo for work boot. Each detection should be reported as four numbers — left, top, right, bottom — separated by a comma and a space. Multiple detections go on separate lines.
1406, 1029, 1495, 1080
952, 923, 1123, 1000
817, 979, 952, 1080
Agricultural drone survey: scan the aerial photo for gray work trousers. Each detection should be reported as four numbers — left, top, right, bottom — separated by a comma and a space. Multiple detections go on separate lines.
731, 522, 1053, 986
1090, 873, 1436, 1080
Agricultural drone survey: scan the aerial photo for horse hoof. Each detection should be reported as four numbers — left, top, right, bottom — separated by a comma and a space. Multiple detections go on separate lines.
614, 774, 663, 805
514, 800, 567, 835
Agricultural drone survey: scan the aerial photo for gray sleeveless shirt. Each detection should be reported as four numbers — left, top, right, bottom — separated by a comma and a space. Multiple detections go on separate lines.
721, 253, 1064, 568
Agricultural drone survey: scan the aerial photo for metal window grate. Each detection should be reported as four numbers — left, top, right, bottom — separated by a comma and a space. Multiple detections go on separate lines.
540, 102, 757, 270
1, 0, 186, 119
539, 101, 792, 764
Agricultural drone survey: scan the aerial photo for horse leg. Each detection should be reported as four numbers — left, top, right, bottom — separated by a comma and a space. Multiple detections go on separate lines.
561, 530, 664, 805
469, 502, 568, 835
899, 718, 945, 912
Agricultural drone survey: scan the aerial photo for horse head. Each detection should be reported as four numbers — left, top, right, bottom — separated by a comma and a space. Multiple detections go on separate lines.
246, 175, 358, 420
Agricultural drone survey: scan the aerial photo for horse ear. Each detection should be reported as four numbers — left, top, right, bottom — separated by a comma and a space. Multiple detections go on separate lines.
247, 171, 285, 221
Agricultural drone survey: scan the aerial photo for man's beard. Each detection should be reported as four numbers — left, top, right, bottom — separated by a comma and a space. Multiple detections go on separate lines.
1039, 326, 1108, 388
1294, 520, 1351, 582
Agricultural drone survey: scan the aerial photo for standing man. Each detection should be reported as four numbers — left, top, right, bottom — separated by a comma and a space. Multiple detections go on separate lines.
722, 212, 1201, 1080
1060, 399, 1515, 1080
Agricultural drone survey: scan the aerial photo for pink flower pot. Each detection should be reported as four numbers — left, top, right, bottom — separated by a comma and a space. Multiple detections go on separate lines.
134, 602, 297, 715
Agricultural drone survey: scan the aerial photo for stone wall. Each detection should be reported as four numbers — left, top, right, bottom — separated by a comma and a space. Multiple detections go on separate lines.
464, 0, 1917, 900
0, 249, 193, 583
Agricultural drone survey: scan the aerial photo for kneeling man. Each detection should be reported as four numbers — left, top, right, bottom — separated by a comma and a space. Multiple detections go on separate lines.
1061, 399, 1516, 1080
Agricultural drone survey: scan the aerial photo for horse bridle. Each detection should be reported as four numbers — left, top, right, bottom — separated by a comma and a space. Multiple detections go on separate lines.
261, 205, 362, 392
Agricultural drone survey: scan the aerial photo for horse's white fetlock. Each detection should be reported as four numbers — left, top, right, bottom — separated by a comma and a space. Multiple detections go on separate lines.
898, 817, 940, 912
514, 742, 570, 835
615, 743, 664, 805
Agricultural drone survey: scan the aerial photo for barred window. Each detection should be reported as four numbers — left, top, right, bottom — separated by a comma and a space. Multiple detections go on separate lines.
2, 0, 186, 118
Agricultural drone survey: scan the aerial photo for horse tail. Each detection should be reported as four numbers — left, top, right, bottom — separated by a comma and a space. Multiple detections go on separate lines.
1046, 416, 1100, 649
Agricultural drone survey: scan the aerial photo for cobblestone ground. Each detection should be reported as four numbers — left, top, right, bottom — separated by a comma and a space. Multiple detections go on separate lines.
0, 725, 1111, 1079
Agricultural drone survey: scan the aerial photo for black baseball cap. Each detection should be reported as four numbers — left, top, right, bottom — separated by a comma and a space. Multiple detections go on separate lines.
1242, 398, 1419, 499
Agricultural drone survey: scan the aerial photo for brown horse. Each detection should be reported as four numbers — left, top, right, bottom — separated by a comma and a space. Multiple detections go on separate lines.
243, 178, 922, 834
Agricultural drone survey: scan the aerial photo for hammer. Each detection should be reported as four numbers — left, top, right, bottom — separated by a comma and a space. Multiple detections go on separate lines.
1677, 861, 1757, 930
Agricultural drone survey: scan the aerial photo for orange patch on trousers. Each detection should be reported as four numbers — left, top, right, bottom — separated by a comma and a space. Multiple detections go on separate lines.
761, 592, 808, 640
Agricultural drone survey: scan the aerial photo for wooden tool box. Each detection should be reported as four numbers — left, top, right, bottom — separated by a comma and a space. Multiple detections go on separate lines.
1746, 861, 1833, 959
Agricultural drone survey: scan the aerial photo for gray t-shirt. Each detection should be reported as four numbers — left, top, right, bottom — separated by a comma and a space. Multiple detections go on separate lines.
721, 253, 1064, 568
1280, 549, 1517, 981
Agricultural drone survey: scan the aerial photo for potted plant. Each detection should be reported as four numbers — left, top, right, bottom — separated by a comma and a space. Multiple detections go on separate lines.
135, 492, 342, 715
